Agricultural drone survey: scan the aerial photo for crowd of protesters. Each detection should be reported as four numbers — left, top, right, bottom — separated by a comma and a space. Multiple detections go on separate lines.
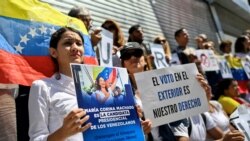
1, 3, 250, 141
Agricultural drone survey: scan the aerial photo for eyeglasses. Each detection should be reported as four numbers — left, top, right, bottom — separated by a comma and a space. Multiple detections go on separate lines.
122, 50, 142, 60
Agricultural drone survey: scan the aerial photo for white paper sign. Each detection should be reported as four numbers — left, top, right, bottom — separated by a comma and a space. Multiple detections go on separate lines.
230, 105, 250, 141
134, 63, 209, 127
196, 50, 219, 71
241, 58, 250, 79
99, 28, 113, 67
150, 43, 169, 69
218, 58, 233, 78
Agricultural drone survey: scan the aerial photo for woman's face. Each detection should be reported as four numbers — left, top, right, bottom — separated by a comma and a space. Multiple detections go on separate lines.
98, 77, 106, 88
224, 45, 232, 54
51, 30, 84, 69
225, 80, 239, 97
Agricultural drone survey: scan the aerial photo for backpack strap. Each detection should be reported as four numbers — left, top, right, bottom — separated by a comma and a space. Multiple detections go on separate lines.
188, 117, 192, 136
201, 113, 207, 127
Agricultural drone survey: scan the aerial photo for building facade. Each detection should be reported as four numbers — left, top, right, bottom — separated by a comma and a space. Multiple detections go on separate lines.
41, 0, 250, 52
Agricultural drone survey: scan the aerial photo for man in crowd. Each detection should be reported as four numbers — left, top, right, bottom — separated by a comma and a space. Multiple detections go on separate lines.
68, 6, 101, 47
173, 28, 196, 64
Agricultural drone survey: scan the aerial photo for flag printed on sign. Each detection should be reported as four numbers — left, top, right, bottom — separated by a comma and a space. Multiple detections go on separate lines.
0, 0, 97, 86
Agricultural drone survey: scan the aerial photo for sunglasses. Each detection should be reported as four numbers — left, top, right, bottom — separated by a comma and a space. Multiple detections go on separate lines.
122, 50, 142, 60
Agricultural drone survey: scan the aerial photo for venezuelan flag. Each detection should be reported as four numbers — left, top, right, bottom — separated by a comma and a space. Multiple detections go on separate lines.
93, 67, 117, 84
0, 0, 98, 86
226, 56, 249, 94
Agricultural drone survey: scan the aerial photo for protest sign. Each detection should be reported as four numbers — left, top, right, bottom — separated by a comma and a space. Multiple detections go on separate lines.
150, 43, 169, 69
230, 105, 250, 141
218, 58, 233, 78
71, 64, 144, 141
99, 28, 113, 67
196, 50, 219, 71
134, 63, 209, 127
169, 53, 181, 66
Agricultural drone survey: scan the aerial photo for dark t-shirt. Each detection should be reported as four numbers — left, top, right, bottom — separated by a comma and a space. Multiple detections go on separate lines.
172, 46, 190, 64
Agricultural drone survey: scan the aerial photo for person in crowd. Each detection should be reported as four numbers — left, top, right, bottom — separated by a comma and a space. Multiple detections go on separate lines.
195, 33, 208, 49
153, 35, 172, 63
242, 29, 250, 39
0, 84, 18, 141
91, 72, 117, 106
29, 27, 151, 141
113, 86, 124, 104
214, 78, 241, 115
173, 28, 196, 64
207, 82, 244, 140
120, 42, 153, 140
234, 35, 250, 58
101, 19, 126, 67
29, 27, 91, 141
169, 75, 223, 141
219, 40, 233, 56
128, 24, 154, 70
68, 6, 101, 47
171, 77, 245, 141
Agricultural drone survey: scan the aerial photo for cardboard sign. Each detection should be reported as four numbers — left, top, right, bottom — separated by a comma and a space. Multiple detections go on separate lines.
71, 64, 144, 141
150, 43, 169, 69
99, 28, 113, 67
134, 63, 209, 127
218, 58, 233, 78
196, 50, 219, 71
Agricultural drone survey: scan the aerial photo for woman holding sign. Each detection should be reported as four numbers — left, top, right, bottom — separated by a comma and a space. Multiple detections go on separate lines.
120, 42, 153, 140
29, 27, 151, 141
92, 69, 117, 106
28, 27, 91, 141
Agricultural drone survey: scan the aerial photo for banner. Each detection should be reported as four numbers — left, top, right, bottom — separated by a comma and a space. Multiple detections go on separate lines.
134, 63, 209, 127
0, 0, 97, 86
99, 28, 113, 67
71, 64, 144, 141
150, 43, 169, 69
195, 50, 219, 71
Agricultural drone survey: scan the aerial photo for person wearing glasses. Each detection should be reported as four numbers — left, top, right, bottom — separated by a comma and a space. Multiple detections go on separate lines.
120, 42, 153, 140
154, 35, 172, 63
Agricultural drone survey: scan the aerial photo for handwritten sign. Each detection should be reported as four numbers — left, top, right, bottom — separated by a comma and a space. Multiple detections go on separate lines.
134, 63, 209, 127
99, 28, 113, 67
196, 50, 219, 71
150, 43, 169, 69
218, 58, 233, 78
71, 64, 144, 141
